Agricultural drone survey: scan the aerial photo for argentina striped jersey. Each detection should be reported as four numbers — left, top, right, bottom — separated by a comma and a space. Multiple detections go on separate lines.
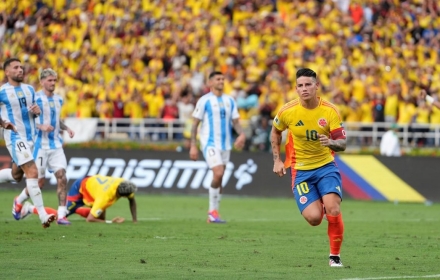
192, 92, 240, 152
34, 91, 64, 150
0, 82, 37, 146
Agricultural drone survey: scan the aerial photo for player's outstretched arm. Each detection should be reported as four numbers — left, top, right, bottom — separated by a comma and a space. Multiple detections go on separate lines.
271, 126, 286, 176
85, 211, 125, 224
128, 197, 137, 223
189, 117, 201, 161
232, 118, 246, 150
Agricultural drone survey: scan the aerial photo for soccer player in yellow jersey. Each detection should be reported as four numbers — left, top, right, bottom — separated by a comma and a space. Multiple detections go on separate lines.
271, 69, 347, 267
22, 175, 138, 224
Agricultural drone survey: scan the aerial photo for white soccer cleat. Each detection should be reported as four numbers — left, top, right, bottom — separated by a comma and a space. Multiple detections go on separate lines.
329, 256, 343, 267
41, 214, 57, 228
20, 202, 33, 220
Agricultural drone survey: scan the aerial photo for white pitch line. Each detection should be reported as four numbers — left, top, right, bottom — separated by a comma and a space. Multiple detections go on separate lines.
341, 274, 440, 280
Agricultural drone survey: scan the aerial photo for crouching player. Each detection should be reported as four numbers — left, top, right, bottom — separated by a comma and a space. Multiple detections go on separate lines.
21, 175, 138, 224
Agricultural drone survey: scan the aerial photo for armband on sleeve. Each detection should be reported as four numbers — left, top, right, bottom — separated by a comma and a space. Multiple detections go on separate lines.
330, 127, 346, 140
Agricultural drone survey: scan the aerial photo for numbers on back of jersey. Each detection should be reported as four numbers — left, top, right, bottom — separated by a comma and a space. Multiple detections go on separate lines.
96, 177, 115, 191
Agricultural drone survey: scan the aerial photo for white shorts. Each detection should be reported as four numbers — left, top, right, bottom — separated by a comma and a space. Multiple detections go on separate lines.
203, 147, 230, 169
34, 148, 67, 178
6, 141, 34, 166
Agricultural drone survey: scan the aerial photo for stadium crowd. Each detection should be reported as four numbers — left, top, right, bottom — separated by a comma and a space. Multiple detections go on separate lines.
0, 0, 439, 148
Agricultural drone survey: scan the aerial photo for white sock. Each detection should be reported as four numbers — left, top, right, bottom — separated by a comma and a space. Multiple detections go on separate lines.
0, 168, 14, 183
17, 188, 29, 204
58, 206, 67, 219
26, 179, 47, 218
209, 187, 220, 212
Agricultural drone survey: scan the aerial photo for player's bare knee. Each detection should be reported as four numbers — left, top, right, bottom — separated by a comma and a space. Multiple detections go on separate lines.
326, 207, 341, 216
305, 216, 322, 226
38, 177, 46, 188
12, 172, 24, 182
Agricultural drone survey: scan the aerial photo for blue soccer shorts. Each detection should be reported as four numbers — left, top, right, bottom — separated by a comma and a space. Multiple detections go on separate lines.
66, 177, 87, 217
291, 162, 343, 213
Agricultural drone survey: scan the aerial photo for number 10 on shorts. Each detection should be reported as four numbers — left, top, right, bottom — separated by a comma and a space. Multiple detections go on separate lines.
296, 182, 309, 196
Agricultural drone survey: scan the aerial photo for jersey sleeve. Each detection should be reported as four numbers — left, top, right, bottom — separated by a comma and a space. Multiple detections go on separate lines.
329, 108, 346, 140
28, 86, 36, 103
35, 97, 44, 126
272, 110, 288, 131
192, 97, 206, 120
90, 197, 110, 218
230, 97, 239, 120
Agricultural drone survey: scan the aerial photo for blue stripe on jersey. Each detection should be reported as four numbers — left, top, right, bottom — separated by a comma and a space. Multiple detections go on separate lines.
48, 97, 57, 149
34, 98, 44, 152
228, 96, 235, 146
58, 99, 63, 146
218, 97, 227, 150
205, 100, 215, 149
2, 89, 18, 143
13, 87, 32, 141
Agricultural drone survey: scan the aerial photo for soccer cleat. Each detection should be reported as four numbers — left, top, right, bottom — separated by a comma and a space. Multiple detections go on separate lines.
20, 202, 33, 220
329, 255, 343, 267
207, 210, 226, 223
41, 214, 57, 228
57, 217, 71, 226
12, 197, 23, 220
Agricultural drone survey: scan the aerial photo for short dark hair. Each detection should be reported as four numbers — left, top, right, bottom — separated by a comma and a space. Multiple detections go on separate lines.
3, 58, 21, 71
209, 71, 223, 79
296, 68, 317, 80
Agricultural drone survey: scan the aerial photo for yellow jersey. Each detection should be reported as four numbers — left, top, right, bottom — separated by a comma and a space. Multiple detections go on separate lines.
79, 175, 134, 218
273, 97, 346, 170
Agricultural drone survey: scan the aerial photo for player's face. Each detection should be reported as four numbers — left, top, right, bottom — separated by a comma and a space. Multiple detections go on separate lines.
210, 75, 225, 91
41, 75, 57, 93
5, 61, 24, 83
296, 76, 319, 101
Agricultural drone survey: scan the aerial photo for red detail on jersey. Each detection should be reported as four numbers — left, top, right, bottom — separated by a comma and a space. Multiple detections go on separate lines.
330, 127, 346, 140
318, 118, 328, 127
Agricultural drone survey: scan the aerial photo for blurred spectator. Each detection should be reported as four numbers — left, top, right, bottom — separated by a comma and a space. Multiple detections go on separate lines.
380, 123, 401, 157
177, 91, 194, 148
0, 0, 439, 146
251, 116, 271, 152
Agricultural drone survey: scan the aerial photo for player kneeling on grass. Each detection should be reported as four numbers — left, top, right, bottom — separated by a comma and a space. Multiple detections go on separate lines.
21, 175, 138, 224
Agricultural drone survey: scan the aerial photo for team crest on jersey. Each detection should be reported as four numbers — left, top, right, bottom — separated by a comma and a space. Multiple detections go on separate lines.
318, 118, 327, 127
50, 101, 54, 107
17, 91, 24, 97
299, 196, 308, 204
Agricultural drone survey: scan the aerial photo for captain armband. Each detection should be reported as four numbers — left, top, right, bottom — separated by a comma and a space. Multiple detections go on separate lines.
330, 127, 346, 140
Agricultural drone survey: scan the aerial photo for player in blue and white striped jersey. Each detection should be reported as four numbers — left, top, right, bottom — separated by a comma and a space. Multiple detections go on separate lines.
32, 68, 75, 225
0, 58, 56, 228
189, 71, 246, 223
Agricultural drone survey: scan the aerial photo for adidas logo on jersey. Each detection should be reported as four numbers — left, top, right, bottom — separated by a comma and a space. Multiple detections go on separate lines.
295, 120, 304, 126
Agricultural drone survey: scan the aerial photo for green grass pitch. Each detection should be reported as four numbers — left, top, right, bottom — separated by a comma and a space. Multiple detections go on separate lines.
0, 190, 439, 280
